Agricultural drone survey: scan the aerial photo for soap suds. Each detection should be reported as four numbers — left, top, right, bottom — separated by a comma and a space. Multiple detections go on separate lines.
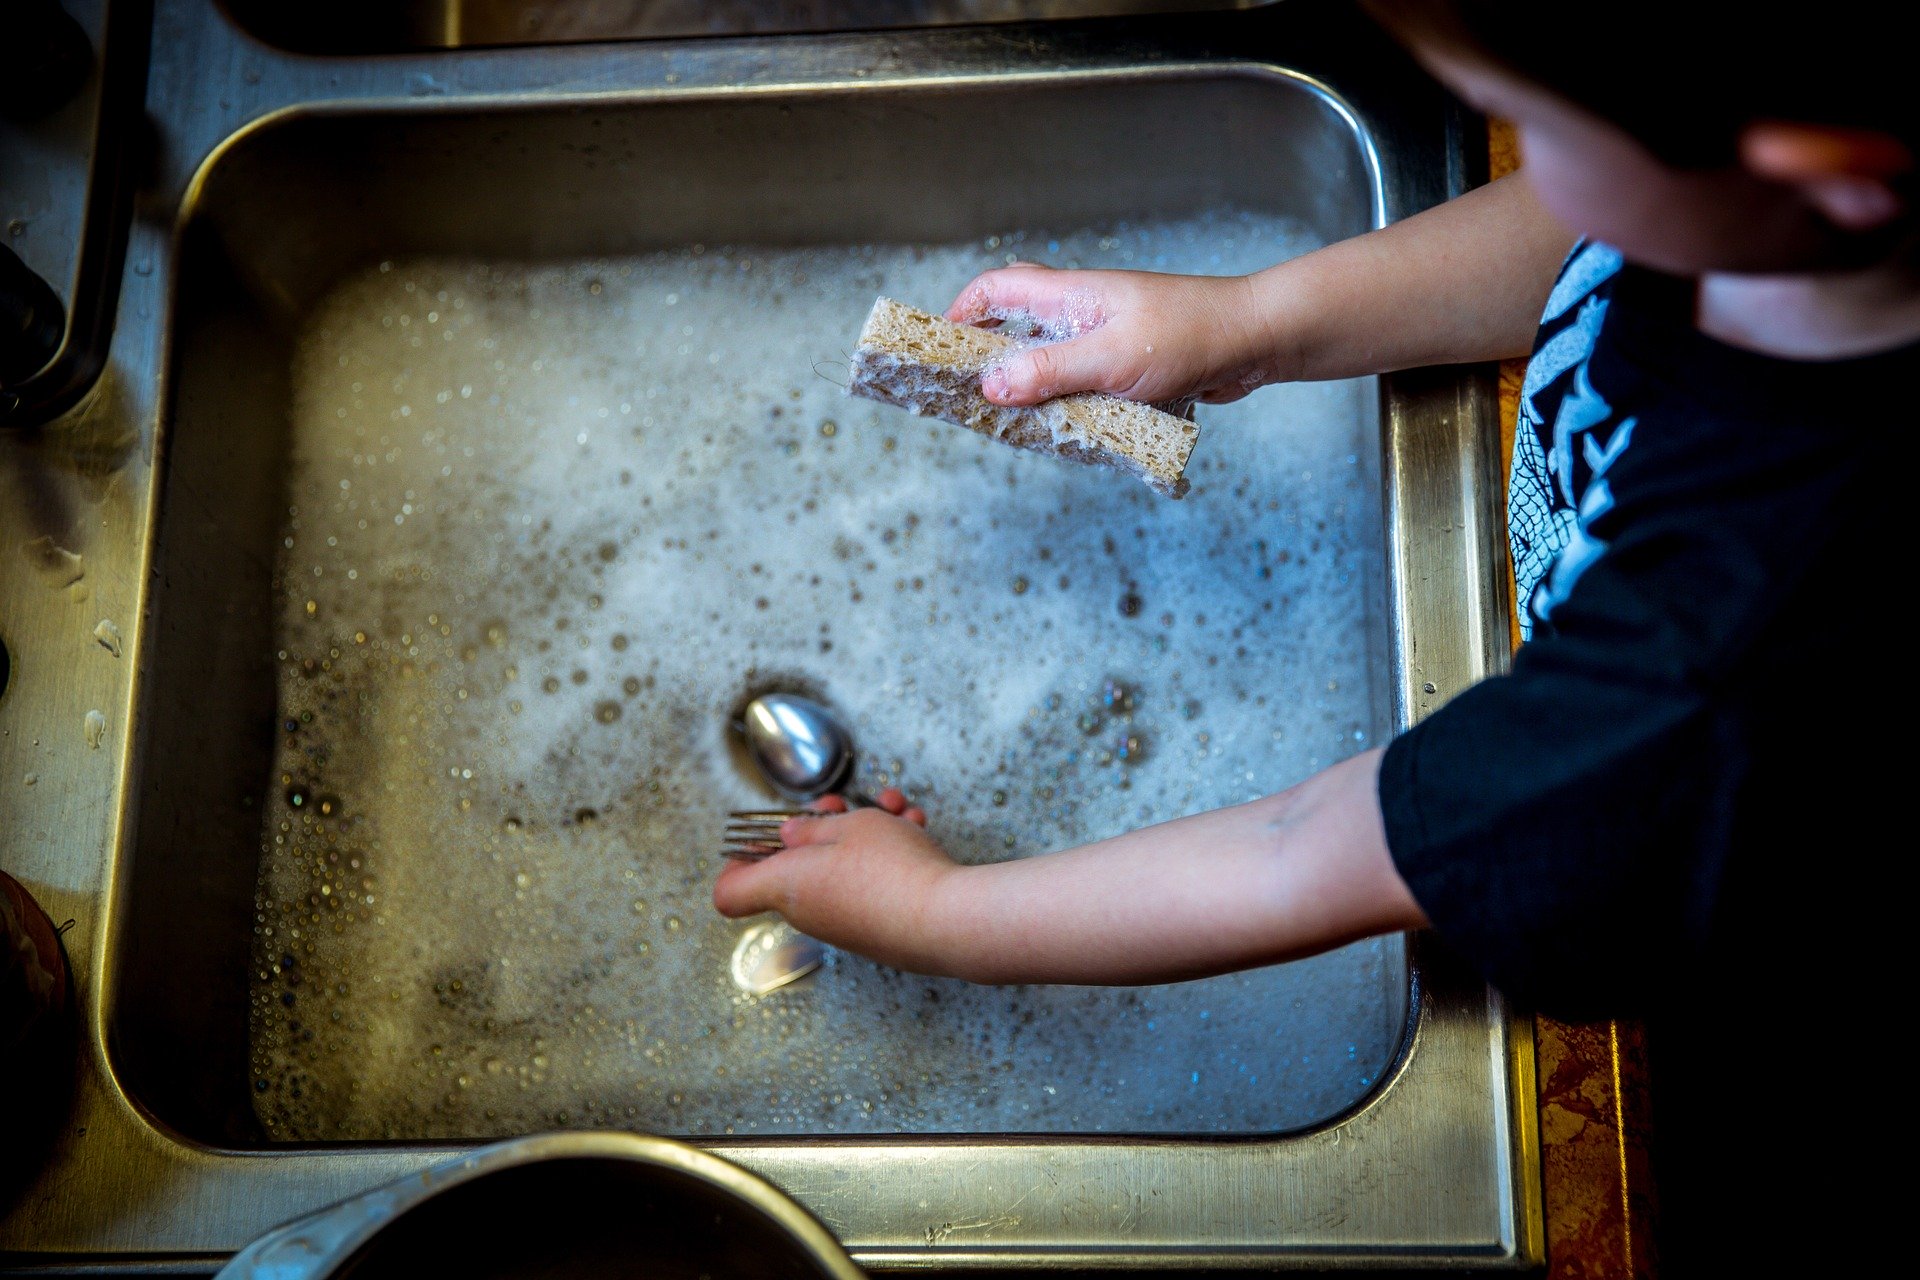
248, 211, 1403, 1141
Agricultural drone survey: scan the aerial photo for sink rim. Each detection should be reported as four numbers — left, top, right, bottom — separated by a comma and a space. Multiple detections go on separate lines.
216, 0, 1290, 57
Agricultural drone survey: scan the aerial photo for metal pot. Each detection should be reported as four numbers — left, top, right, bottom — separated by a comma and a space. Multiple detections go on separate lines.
214, 1133, 864, 1280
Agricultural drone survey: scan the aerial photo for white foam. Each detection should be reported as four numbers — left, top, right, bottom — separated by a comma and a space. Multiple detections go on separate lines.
249, 211, 1402, 1140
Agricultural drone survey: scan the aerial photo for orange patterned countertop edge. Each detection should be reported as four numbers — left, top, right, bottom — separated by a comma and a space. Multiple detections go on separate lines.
1490, 117, 1660, 1279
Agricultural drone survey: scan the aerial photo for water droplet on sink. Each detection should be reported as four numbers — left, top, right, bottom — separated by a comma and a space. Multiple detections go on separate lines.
21, 535, 84, 589
83, 709, 107, 749
93, 618, 122, 657
594, 700, 622, 724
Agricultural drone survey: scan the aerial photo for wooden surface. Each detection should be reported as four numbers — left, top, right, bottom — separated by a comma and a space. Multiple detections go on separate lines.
1489, 118, 1660, 1279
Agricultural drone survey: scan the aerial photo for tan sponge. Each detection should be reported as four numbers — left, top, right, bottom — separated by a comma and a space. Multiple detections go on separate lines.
847, 297, 1198, 498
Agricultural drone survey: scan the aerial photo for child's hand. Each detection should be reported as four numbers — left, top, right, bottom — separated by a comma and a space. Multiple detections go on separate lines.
947, 263, 1284, 408
712, 789, 963, 975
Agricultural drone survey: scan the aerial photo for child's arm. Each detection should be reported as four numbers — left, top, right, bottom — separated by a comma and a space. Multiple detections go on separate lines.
950, 172, 1573, 408
710, 179, 1560, 980
712, 749, 1426, 985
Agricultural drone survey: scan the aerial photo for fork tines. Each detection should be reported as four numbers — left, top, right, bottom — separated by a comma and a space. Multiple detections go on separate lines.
721, 809, 808, 862
719, 846, 780, 863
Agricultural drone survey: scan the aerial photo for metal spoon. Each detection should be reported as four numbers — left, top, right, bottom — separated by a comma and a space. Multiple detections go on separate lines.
738, 693, 872, 803
729, 920, 825, 995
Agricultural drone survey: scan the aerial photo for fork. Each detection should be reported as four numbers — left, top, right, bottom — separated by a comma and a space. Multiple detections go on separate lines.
721, 809, 804, 862
721, 793, 880, 862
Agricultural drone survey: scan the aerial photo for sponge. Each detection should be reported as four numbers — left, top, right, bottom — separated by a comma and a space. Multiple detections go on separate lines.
847, 297, 1198, 498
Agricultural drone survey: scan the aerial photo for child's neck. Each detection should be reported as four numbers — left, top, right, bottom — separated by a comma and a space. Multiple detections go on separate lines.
1697, 247, 1920, 360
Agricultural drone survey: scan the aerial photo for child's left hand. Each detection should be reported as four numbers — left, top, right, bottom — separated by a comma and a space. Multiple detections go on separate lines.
713, 789, 966, 975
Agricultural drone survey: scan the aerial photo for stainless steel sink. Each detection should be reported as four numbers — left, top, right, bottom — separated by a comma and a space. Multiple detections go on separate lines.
0, 0, 1535, 1269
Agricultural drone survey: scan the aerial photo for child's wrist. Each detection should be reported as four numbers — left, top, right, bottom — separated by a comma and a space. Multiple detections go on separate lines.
913, 862, 991, 982
1240, 262, 1318, 386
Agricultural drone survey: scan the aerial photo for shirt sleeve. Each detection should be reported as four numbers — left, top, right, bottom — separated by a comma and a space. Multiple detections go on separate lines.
1377, 490, 1775, 1014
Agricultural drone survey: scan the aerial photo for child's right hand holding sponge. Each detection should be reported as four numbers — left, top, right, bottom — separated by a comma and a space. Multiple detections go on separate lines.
947, 173, 1574, 411
946, 263, 1291, 410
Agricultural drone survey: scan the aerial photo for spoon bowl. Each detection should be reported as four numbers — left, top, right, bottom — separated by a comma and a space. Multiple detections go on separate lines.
739, 693, 854, 799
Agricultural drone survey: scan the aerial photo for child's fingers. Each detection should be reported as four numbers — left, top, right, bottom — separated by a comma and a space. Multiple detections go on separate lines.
983, 332, 1127, 407
874, 788, 927, 826
946, 263, 1059, 324
780, 811, 837, 847
713, 856, 780, 917
812, 794, 850, 814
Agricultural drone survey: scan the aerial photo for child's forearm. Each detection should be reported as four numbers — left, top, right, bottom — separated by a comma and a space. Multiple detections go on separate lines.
1251, 173, 1575, 382
923, 750, 1427, 985
950, 171, 1571, 408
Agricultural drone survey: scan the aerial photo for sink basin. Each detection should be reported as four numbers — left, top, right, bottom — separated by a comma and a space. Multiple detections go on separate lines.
0, 2, 1536, 1267
120, 74, 1404, 1147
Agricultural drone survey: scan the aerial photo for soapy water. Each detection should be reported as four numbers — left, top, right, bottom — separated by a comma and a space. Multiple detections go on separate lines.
249, 211, 1404, 1141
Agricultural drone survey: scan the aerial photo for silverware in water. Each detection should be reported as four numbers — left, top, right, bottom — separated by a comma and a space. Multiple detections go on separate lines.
738, 692, 877, 802
720, 793, 883, 861
729, 920, 825, 995
721, 809, 804, 862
